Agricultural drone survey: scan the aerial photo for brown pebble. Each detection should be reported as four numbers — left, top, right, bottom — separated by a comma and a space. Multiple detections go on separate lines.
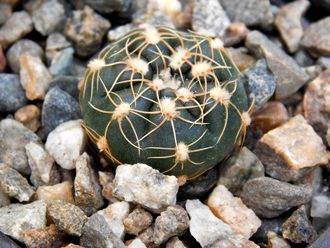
36, 181, 74, 204
14, 104, 41, 132
227, 47, 256, 72
223, 22, 249, 47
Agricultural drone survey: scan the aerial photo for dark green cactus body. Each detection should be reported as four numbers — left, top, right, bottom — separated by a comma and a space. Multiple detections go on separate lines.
80, 26, 249, 179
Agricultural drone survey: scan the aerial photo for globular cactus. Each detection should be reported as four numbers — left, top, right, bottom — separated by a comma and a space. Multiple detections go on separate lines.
80, 26, 250, 180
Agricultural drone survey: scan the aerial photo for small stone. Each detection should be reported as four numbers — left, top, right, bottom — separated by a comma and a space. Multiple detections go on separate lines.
227, 47, 256, 72
318, 56, 330, 69
0, 45, 6, 72
294, 49, 315, 67
275, 0, 310, 53
32, 0, 66, 36
301, 17, 330, 57
127, 238, 147, 248
304, 65, 324, 82
74, 153, 104, 215
166, 237, 187, 248
219, 0, 274, 29
218, 147, 264, 196
0, 163, 34, 202
0, 11, 33, 49
19, 54, 52, 100
99, 171, 117, 202
0, 118, 41, 175
303, 68, 330, 140
243, 59, 276, 110
36, 181, 74, 204
186, 199, 258, 248
45, 120, 86, 170
124, 206, 153, 236
251, 101, 289, 133
153, 205, 189, 245
6, 39, 44, 73
48, 76, 80, 100
0, 187, 10, 207
22, 224, 65, 248
15, 105, 41, 132
241, 177, 312, 218
282, 205, 317, 243
267, 231, 291, 248
113, 163, 179, 213
49, 47, 74, 77
80, 211, 126, 248
253, 216, 287, 244
25, 141, 56, 186
0, 200, 47, 242
64, 6, 111, 57
192, 0, 230, 37
0, 3, 12, 25
46, 32, 71, 62
223, 22, 249, 47
137, 226, 157, 248
0, 74, 28, 113
41, 87, 81, 137
48, 200, 88, 236
0, 231, 21, 248
207, 185, 261, 238
178, 168, 217, 200
245, 31, 308, 99
255, 115, 328, 181
311, 194, 330, 218
107, 23, 134, 42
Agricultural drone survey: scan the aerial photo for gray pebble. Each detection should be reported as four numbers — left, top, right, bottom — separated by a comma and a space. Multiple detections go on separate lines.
0, 3, 12, 25
48, 76, 80, 100
49, 47, 74, 77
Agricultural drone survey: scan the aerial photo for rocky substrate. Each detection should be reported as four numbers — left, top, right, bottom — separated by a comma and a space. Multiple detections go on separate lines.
0, 0, 330, 247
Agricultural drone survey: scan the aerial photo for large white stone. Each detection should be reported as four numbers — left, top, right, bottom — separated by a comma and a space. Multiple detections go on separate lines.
45, 120, 86, 170
186, 200, 258, 248
207, 185, 261, 238
113, 163, 179, 213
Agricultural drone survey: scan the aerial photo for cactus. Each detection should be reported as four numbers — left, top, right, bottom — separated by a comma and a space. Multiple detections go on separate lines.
80, 26, 250, 180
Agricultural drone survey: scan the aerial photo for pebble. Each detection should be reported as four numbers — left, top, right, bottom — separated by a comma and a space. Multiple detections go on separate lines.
219, 0, 274, 29
223, 22, 249, 47
19, 54, 52, 101
47, 200, 88, 236
243, 59, 276, 110
274, 0, 310, 53
185, 199, 258, 248
14, 105, 41, 132
251, 101, 289, 133
137, 225, 157, 248
64, 6, 111, 57
0, 118, 41, 175
0, 11, 33, 49
317, 56, 330, 69
0, 3, 12, 25
153, 205, 189, 245
45, 120, 85, 168
48, 76, 80, 100
241, 177, 312, 218
227, 47, 256, 72
294, 49, 315, 67
267, 231, 291, 248
218, 147, 264, 196
0, 200, 47, 242
0, 74, 27, 113
252, 216, 287, 244
0, 45, 6, 72
166, 237, 187, 248
303, 68, 330, 140
49, 47, 74, 76
25, 141, 56, 186
127, 238, 147, 248
22, 224, 65, 248
245, 30, 308, 99
80, 211, 126, 248
255, 115, 328, 181
0, 231, 20, 248
0, 163, 34, 202
36, 181, 74, 204
311, 194, 330, 218
192, 0, 230, 37
301, 16, 330, 57
124, 206, 153, 236
107, 23, 135, 42
177, 168, 217, 200
98, 171, 117, 203
6, 39, 44, 73
113, 163, 179, 213
45, 32, 71, 62
282, 205, 317, 243
0, 187, 10, 208
32, 0, 66, 36
207, 185, 261, 238
74, 153, 104, 215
